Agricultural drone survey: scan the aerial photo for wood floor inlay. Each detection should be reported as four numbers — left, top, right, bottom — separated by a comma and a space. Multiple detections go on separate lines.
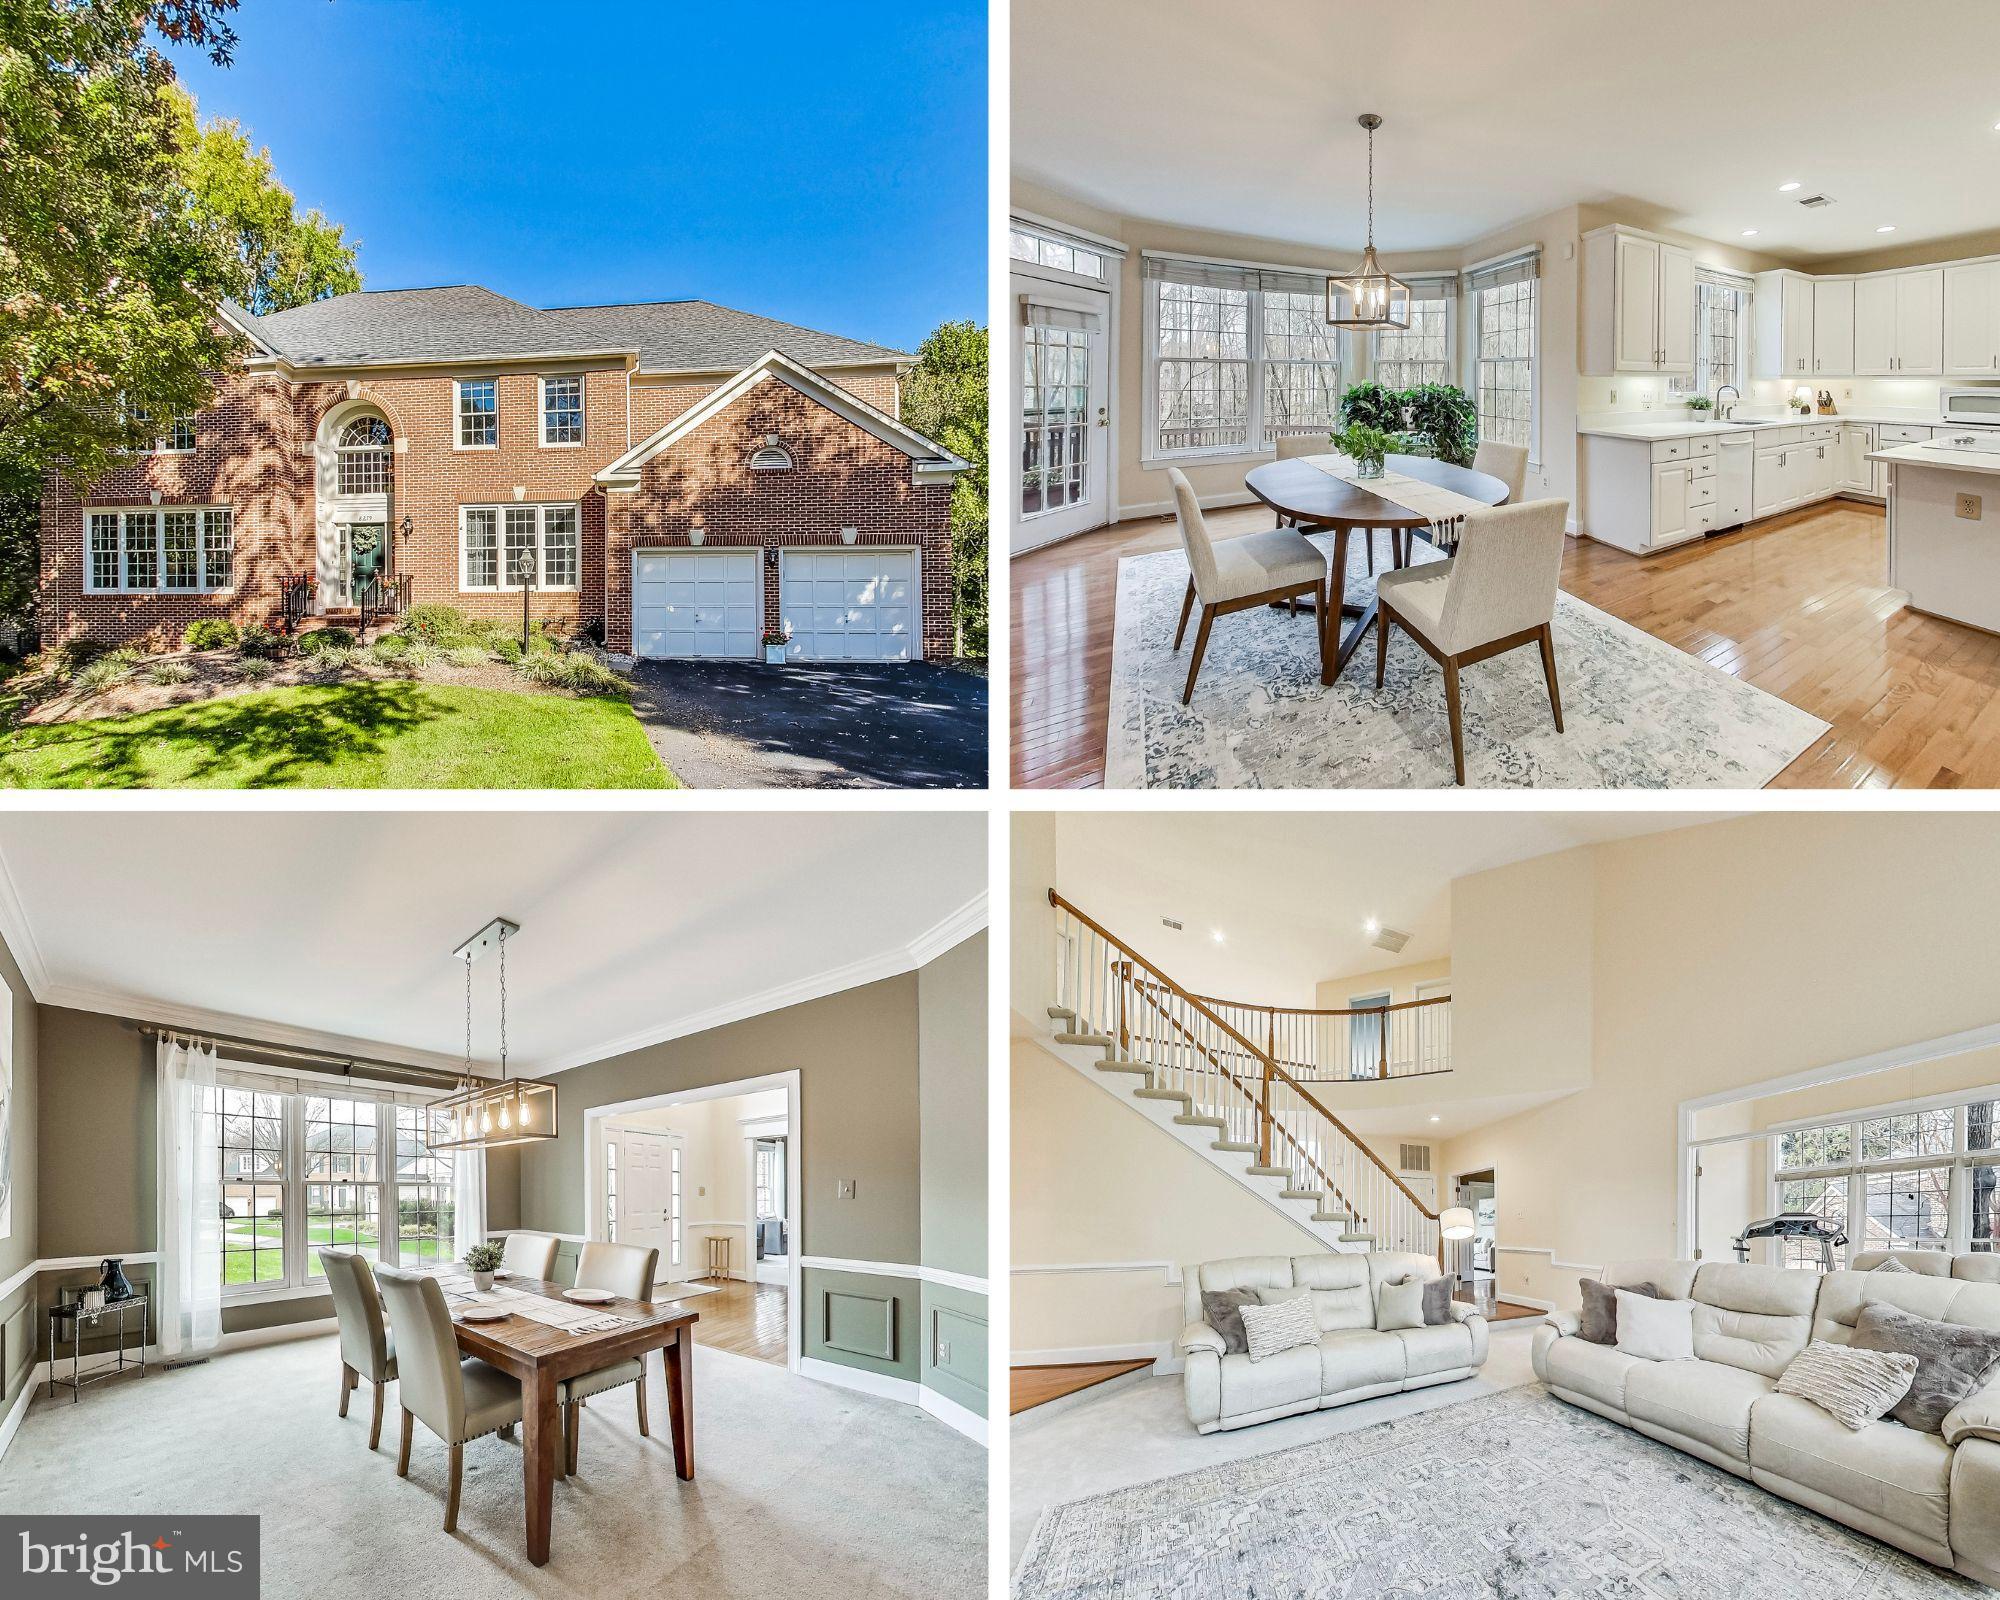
1011, 498, 2000, 789
1010, 1358, 1155, 1415
691, 1276, 787, 1366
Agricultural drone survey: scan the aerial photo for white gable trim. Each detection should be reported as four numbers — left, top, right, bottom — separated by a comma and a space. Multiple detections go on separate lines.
595, 349, 967, 491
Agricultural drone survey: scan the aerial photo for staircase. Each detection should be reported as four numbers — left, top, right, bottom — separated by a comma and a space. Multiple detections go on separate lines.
1042, 889, 1445, 1262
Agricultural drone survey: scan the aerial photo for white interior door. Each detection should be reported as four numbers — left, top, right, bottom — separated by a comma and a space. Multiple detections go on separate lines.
1014, 280, 1110, 551
615, 1129, 684, 1274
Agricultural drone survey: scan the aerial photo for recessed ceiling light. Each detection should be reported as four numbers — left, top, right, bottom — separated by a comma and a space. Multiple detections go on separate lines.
1778, 181, 1801, 192
1429, 1114, 1441, 1124
1876, 224, 1897, 233
1363, 917, 1380, 936
1211, 929, 1225, 944
1741, 229, 1758, 237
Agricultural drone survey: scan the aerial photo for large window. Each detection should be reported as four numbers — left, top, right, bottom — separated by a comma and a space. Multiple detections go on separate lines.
206, 1082, 459, 1298
455, 379, 498, 448
1146, 261, 1341, 459
1372, 293, 1453, 390
1475, 278, 1537, 453
540, 375, 584, 446
1765, 1095, 2000, 1267
336, 417, 393, 495
459, 503, 578, 592
86, 507, 233, 593
1020, 321, 1093, 517
1694, 277, 1750, 398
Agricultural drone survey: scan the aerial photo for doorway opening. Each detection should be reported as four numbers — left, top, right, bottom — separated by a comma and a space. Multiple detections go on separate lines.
584, 1070, 800, 1370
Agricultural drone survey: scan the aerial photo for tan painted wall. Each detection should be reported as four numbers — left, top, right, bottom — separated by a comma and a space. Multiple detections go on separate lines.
920, 930, 988, 1279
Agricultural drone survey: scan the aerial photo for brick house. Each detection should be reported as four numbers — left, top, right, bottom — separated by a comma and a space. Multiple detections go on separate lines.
40, 286, 968, 661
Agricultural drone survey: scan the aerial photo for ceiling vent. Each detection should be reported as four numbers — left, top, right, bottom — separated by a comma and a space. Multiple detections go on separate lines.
1796, 193, 1836, 209
1160, 916, 1184, 932
1371, 925, 1412, 954
1398, 1143, 1433, 1173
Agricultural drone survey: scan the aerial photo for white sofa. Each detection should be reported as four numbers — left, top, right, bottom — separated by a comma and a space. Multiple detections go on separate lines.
1532, 1258, 2000, 1585
1180, 1251, 1489, 1434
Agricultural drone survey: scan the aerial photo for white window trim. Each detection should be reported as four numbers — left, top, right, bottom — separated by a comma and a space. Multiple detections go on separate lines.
1008, 220, 1111, 287
453, 378, 499, 451
84, 506, 234, 594
458, 502, 582, 593
155, 417, 197, 456
538, 375, 585, 449
1369, 298, 1456, 390
1472, 277, 1542, 469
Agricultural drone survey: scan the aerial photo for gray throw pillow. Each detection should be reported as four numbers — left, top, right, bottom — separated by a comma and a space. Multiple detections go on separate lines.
1578, 1278, 1661, 1346
1421, 1277, 1453, 1326
1851, 1301, 2000, 1434
1201, 1288, 1260, 1355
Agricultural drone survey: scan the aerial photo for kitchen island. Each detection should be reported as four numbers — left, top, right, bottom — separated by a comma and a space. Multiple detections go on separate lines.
1872, 435, 2000, 633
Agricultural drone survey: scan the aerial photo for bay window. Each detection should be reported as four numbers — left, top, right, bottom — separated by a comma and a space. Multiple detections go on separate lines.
1469, 249, 1540, 458
1144, 256, 1341, 459
86, 507, 234, 593
1370, 281, 1456, 390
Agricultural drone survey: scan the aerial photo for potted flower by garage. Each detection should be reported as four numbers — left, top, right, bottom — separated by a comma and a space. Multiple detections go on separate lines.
762, 628, 789, 666
465, 1240, 504, 1293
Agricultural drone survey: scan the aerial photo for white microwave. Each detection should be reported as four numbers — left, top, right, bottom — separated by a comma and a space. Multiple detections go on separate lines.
1941, 388, 2000, 424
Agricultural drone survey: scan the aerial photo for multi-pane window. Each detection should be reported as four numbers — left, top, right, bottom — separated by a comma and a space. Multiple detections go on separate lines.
1261, 290, 1343, 443
1373, 297, 1452, 391
669, 1143, 684, 1271
459, 503, 579, 591
1865, 1167, 1952, 1252
1776, 1176, 1849, 1269
1154, 280, 1250, 453
1860, 1108, 1954, 1161
85, 508, 233, 593
127, 407, 194, 454
1021, 322, 1093, 517
214, 1087, 287, 1287
1009, 224, 1105, 281
393, 1105, 456, 1269
456, 379, 498, 448
541, 376, 584, 445
336, 417, 393, 495
604, 1141, 618, 1243
1476, 279, 1537, 451
305, 1096, 381, 1280
1694, 280, 1748, 398
163, 416, 196, 453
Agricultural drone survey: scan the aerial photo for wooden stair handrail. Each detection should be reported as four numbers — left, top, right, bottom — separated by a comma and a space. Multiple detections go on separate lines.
1052, 887, 1440, 1224
1190, 992, 1453, 1018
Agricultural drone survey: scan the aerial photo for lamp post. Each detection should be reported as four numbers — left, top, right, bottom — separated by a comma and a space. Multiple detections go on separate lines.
515, 549, 535, 654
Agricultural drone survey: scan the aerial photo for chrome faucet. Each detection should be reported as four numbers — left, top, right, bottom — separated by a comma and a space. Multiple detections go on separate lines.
1715, 385, 1741, 422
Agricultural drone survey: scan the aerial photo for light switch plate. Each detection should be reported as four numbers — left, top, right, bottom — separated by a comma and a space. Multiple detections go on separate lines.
1957, 493, 1983, 521
836, 1179, 856, 1199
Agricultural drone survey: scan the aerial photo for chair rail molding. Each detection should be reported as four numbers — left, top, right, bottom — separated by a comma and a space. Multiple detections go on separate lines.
798, 1255, 989, 1296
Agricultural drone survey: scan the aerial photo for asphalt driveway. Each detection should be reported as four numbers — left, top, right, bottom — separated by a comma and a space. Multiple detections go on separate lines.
627, 661, 988, 788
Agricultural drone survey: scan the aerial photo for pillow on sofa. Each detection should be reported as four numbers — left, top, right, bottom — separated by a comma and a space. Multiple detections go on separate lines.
1578, 1278, 1660, 1345
1387, 1275, 1453, 1326
1614, 1290, 1695, 1361
1852, 1301, 2000, 1433
1240, 1291, 1319, 1362
1776, 1339, 1920, 1431
1200, 1288, 1261, 1355
1376, 1278, 1426, 1331
1870, 1257, 1915, 1274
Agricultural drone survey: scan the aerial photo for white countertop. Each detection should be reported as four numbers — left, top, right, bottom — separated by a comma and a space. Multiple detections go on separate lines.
1579, 410, 1983, 443
1868, 441, 2000, 477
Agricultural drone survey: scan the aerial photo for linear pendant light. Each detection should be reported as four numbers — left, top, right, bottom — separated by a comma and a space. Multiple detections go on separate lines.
1326, 113, 1411, 331
429, 916, 557, 1151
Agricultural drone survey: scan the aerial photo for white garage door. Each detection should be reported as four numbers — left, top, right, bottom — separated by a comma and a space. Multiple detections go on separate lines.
779, 548, 916, 662
633, 550, 759, 659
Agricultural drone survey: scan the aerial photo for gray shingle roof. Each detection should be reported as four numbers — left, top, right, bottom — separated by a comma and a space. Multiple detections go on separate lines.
240, 286, 910, 373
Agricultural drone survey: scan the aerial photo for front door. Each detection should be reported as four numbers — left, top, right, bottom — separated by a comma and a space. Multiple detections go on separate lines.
347, 522, 386, 605
1013, 280, 1110, 552
616, 1130, 684, 1275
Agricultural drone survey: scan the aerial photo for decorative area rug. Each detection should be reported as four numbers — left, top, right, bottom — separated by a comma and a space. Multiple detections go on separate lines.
1104, 539, 1828, 788
1013, 1385, 1977, 1599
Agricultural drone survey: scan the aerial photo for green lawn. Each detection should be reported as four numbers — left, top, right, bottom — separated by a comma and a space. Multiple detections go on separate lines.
0, 681, 673, 789
223, 1221, 452, 1285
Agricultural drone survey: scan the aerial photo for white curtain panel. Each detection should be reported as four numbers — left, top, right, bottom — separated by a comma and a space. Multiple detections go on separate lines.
452, 1141, 487, 1263
156, 1037, 222, 1358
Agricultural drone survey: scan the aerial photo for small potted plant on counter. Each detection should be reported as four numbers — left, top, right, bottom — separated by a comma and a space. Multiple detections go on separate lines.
762, 627, 790, 665
1329, 421, 1404, 480
1685, 395, 1714, 421
465, 1240, 503, 1293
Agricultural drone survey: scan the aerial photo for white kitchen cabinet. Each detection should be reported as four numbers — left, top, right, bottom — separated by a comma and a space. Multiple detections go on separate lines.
1753, 444, 1793, 519
1895, 269, 1944, 374
1944, 260, 2000, 375
1837, 423, 1876, 493
1854, 275, 1897, 374
1803, 435, 1836, 500
1812, 279, 1854, 376
1651, 461, 1692, 545
1754, 270, 1816, 378
1582, 225, 1696, 375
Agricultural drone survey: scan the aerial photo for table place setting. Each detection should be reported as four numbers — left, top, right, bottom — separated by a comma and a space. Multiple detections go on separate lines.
433, 1272, 646, 1336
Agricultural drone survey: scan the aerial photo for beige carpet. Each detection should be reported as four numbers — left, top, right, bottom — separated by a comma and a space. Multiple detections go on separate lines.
0, 1331, 983, 1599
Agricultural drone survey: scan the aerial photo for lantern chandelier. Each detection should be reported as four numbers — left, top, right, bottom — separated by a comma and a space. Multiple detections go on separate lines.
1325, 113, 1411, 332
429, 916, 558, 1151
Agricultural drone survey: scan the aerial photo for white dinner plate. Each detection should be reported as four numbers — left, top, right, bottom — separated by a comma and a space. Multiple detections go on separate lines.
564, 1288, 615, 1305
457, 1305, 511, 1323
493, 1270, 514, 1280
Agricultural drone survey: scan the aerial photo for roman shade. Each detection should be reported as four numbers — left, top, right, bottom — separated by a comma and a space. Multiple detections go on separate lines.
1696, 264, 1754, 293
1465, 247, 1541, 294
1019, 299, 1102, 332
1141, 252, 1324, 297
1403, 273, 1459, 301
212, 1058, 444, 1108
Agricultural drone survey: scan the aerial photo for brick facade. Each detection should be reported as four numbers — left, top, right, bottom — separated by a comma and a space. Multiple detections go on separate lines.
41, 355, 945, 657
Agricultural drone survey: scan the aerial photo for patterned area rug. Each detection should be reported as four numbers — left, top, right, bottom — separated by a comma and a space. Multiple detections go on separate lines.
1013, 1386, 1978, 1599
1104, 539, 1828, 788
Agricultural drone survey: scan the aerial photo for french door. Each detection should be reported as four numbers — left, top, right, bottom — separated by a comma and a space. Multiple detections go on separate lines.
1014, 280, 1110, 551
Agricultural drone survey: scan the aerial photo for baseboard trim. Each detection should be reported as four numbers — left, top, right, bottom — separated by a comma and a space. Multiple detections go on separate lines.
796, 1355, 988, 1446
1121, 489, 1257, 520
0, 1372, 33, 1468
919, 1384, 990, 1446
1012, 1340, 1180, 1375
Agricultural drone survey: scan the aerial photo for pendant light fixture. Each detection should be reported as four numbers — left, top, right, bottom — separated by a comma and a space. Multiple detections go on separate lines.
1325, 113, 1411, 331
429, 916, 558, 1151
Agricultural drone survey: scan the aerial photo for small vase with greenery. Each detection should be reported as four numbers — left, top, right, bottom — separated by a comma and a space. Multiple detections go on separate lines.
1685, 395, 1714, 420
465, 1240, 504, 1293
1329, 422, 1403, 479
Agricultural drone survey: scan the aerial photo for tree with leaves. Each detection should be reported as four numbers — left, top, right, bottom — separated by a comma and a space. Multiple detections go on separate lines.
900, 320, 987, 659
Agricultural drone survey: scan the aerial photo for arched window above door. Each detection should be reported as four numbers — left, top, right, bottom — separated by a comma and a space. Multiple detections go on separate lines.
336, 416, 393, 495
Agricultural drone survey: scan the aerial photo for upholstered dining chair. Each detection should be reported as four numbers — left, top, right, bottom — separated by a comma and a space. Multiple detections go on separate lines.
1373, 498, 1570, 785
1275, 433, 1387, 574
376, 1264, 524, 1535
558, 1241, 660, 1476
1471, 440, 1530, 506
1168, 467, 1329, 704
321, 1247, 396, 1450
499, 1231, 559, 1280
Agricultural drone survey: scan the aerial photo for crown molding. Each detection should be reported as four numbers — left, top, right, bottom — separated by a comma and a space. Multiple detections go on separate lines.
906, 891, 989, 969
0, 846, 52, 1000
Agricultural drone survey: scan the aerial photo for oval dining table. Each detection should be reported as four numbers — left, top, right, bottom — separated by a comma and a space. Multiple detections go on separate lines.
1244, 452, 1510, 685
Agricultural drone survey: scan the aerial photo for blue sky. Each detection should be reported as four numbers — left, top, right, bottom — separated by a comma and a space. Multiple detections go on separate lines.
168, 0, 986, 352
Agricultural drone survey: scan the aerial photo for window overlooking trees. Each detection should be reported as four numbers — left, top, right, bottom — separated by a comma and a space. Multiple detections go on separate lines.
1694, 278, 1749, 398
1475, 279, 1536, 452
1372, 295, 1452, 391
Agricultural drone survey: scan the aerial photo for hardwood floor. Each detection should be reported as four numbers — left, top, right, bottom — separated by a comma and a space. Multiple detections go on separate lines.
1011, 497, 2000, 789
691, 1276, 787, 1365
1010, 1358, 1155, 1415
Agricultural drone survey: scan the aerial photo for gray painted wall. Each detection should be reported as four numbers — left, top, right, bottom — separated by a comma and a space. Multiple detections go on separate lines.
0, 925, 39, 1420
918, 931, 987, 1421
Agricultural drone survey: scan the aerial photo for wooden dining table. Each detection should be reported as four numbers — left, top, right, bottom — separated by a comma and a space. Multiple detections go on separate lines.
1245, 452, 1510, 684
437, 1271, 714, 1567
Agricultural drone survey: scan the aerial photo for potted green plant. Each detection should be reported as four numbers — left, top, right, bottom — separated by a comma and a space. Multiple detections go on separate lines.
465, 1240, 504, 1293
1401, 384, 1479, 467
1337, 381, 1405, 433
762, 628, 789, 665
1329, 421, 1404, 480
1685, 395, 1714, 421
